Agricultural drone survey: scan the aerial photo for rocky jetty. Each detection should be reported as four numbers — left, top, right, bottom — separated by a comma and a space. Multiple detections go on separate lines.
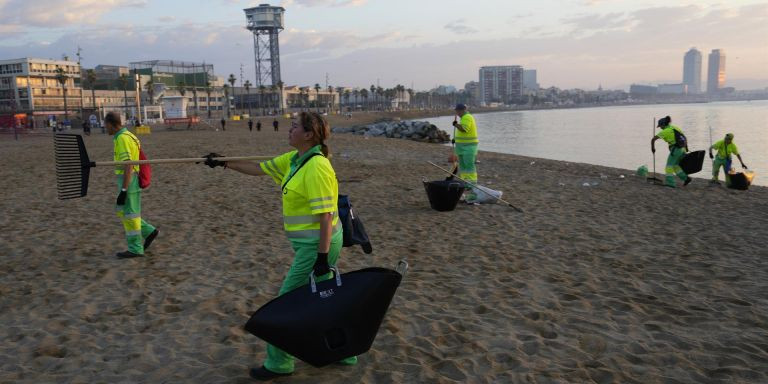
332, 119, 450, 143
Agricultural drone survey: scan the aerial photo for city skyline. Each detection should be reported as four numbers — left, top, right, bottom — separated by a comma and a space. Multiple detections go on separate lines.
0, 0, 767, 91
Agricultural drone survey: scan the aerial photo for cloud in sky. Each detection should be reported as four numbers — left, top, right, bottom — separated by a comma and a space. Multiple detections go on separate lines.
444, 19, 479, 35
280, 0, 367, 7
0, 1, 765, 90
0, 0, 146, 27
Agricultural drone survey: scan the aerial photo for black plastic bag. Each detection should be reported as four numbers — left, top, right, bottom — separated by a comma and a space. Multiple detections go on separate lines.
338, 195, 373, 254
244, 265, 405, 367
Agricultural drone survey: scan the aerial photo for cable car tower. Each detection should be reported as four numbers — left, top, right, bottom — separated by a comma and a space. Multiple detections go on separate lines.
244, 4, 285, 89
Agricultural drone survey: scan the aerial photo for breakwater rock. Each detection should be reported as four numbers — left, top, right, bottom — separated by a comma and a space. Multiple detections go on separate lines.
331, 120, 450, 143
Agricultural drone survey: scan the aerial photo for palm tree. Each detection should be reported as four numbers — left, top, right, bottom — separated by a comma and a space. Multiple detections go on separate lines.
85, 69, 97, 113
222, 84, 230, 118
335, 87, 344, 114
258, 85, 266, 116
314, 83, 321, 112
407, 88, 414, 110
244, 80, 252, 117
205, 81, 212, 118
360, 88, 369, 110
276, 80, 284, 114
377, 86, 384, 110
343, 90, 351, 112
370, 85, 376, 110
55, 67, 69, 122
327, 85, 334, 113
191, 86, 198, 116
144, 77, 154, 105
118, 73, 130, 118
227, 74, 237, 114
352, 89, 360, 109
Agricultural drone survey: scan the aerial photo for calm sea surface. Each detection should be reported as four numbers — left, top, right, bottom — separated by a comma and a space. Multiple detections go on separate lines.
430, 100, 768, 186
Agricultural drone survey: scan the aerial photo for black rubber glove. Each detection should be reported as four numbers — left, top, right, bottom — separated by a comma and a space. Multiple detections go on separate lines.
116, 190, 126, 206
709, 152, 714, 159
202, 153, 226, 168
313, 252, 330, 277
651, 146, 656, 154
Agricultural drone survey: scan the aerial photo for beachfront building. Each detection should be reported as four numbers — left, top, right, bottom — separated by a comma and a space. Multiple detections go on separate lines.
707, 49, 726, 94
128, 60, 227, 116
658, 83, 688, 95
0, 58, 83, 121
464, 81, 480, 104
479, 65, 524, 105
683, 47, 702, 94
523, 69, 539, 94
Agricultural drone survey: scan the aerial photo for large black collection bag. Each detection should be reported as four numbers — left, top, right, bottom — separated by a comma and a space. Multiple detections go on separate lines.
338, 194, 373, 254
680, 150, 705, 175
244, 264, 406, 367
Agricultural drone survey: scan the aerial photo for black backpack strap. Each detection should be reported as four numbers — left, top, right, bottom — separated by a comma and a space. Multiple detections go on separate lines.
281, 153, 322, 192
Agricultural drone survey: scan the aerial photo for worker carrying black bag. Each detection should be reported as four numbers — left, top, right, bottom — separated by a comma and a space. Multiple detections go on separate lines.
338, 194, 373, 254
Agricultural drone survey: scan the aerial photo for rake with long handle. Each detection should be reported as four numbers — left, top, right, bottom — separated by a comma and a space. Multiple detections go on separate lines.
647, 117, 663, 184
54, 134, 273, 200
427, 161, 523, 212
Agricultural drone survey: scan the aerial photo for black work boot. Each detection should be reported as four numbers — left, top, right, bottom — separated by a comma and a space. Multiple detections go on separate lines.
249, 366, 292, 381
144, 229, 159, 251
116, 251, 144, 259
684, 177, 693, 186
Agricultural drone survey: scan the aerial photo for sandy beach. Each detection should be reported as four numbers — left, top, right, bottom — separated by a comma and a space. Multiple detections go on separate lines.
1, 120, 767, 383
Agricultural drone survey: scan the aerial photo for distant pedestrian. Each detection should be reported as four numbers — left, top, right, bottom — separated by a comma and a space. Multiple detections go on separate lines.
256, 120, 262, 131
220, 118, 226, 131
248, 119, 253, 132
82, 120, 91, 136
273, 118, 279, 132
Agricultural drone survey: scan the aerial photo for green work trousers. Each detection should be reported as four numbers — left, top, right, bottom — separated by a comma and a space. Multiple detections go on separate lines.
712, 156, 732, 183
454, 143, 478, 184
116, 175, 155, 254
263, 230, 357, 373
664, 147, 687, 187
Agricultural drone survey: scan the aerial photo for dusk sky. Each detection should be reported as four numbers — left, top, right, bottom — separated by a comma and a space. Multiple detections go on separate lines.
1, 0, 766, 91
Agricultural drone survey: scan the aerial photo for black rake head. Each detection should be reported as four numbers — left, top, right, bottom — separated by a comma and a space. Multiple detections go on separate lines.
54, 134, 93, 200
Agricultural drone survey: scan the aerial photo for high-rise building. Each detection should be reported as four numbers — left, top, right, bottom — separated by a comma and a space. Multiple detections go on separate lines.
479, 66, 523, 105
523, 69, 538, 91
707, 49, 726, 94
682, 47, 701, 94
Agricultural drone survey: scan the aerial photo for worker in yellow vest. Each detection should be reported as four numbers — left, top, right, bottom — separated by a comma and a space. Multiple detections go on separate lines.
105, 112, 158, 258
202, 111, 356, 380
450, 104, 479, 201
651, 115, 692, 188
709, 133, 747, 185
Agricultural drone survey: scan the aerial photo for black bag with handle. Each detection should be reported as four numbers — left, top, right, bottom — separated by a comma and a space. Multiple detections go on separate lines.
338, 194, 373, 254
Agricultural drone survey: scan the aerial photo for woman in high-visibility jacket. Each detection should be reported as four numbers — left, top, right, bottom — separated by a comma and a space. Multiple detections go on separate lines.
203, 111, 355, 380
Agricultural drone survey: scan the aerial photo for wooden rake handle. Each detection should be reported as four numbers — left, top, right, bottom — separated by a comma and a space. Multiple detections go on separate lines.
93, 156, 274, 166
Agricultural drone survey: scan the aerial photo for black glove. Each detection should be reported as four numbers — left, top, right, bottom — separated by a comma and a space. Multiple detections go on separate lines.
651, 146, 656, 154
202, 153, 226, 168
313, 252, 331, 277
116, 190, 126, 206
743, 164, 748, 169
452, 121, 459, 127
709, 152, 714, 159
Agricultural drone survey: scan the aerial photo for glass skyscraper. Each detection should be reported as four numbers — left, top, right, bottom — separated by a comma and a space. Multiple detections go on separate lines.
707, 49, 726, 94
683, 48, 702, 94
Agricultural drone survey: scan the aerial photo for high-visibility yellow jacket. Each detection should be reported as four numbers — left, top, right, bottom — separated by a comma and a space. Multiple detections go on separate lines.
454, 113, 478, 145
260, 145, 341, 242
